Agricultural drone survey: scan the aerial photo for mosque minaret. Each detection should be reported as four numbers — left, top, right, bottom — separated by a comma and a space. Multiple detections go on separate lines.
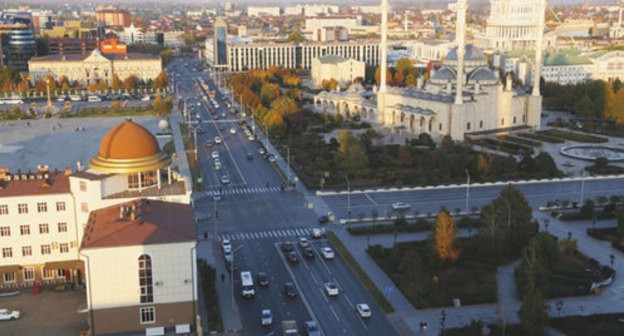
376, 0, 389, 123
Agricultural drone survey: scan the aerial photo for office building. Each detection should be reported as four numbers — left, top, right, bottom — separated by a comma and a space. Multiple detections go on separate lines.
213, 18, 228, 69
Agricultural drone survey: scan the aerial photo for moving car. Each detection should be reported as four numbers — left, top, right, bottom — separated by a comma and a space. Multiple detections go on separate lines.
258, 148, 266, 155
221, 175, 230, 184
324, 282, 339, 296
282, 242, 294, 252
321, 247, 335, 260
261, 309, 272, 326
318, 215, 329, 224
257, 272, 269, 287
214, 136, 222, 144
284, 282, 297, 298
303, 247, 315, 259
287, 251, 298, 264
268, 155, 276, 163
298, 237, 309, 248
211, 150, 220, 159
246, 153, 254, 161
304, 321, 321, 336
0, 309, 20, 321
221, 238, 232, 253
392, 202, 411, 211
212, 190, 222, 201
312, 228, 326, 239
229, 127, 237, 134
356, 303, 372, 318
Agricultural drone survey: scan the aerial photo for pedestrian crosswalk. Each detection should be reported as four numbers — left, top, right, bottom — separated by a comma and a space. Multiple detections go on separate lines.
206, 186, 280, 196
220, 228, 315, 241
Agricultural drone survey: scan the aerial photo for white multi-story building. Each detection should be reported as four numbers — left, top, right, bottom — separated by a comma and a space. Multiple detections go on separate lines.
284, 4, 339, 16
311, 55, 366, 87
409, 39, 454, 63
247, 6, 281, 17
227, 40, 380, 72
474, 0, 556, 52
304, 16, 379, 38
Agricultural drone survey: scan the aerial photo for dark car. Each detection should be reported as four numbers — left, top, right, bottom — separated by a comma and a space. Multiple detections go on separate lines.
287, 251, 299, 264
282, 242, 294, 252
284, 282, 297, 298
246, 153, 254, 160
318, 215, 329, 224
257, 272, 269, 287
303, 247, 315, 259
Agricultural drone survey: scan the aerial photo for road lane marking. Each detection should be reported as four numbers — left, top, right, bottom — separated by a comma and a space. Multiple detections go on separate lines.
344, 294, 354, 308
329, 305, 340, 322
364, 193, 378, 205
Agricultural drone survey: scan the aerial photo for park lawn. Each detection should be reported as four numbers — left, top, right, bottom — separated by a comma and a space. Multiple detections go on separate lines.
538, 129, 608, 143
368, 239, 499, 309
550, 314, 624, 336
68, 107, 165, 118
197, 259, 223, 332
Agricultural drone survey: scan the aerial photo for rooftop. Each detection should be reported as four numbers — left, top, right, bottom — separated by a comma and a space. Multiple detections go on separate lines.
0, 169, 71, 198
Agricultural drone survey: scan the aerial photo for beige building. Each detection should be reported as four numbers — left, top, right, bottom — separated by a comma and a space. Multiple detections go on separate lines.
311, 55, 365, 87
28, 48, 162, 86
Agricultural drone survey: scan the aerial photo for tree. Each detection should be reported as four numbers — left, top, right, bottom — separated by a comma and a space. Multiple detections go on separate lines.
95, 80, 108, 91
405, 73, 417, 87
321, 78, 338, 91
35, 37, 49, 56
260, 82, 280, 107
152, 71, 168, 89
153, 94, 166, 115
580, 199, 595, 218
375, 67, 393, 86
270, 96, 300, 124
335, 129, 370, 177
602, 80, 616, 120
479, 185, 535, 259
395, 58, 414, 76
433, 209, 459, 262
123, 75, 139, 90
112, 74, 123, 91
612, 87, 624, 123
16, 79, 30, 95
287, 30, 305, 44
517, 238, 549, 335
393, 70, 405, 86
44, 75, 58, 92
58, 76, 70, 92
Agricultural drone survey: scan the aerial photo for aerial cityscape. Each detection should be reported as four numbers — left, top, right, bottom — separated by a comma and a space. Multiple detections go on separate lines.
1, 0, 624, 335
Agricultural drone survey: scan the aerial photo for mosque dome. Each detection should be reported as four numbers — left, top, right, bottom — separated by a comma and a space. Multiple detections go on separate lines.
445, 44, 486, 62
89, 119, 171, 173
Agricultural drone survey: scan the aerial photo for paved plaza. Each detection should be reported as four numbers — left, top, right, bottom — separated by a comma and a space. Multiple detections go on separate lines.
0, 117, 168, 172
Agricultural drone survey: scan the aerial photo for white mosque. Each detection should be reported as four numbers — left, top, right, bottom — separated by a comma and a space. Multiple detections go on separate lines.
313, 0, 546, 141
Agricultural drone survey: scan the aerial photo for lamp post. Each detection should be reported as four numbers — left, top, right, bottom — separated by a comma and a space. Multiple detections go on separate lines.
45, 78, 53, 112
465, 169, 470, 214
345, 174, 351, 222
284, 145, 291, 185
580, 168, 586, 205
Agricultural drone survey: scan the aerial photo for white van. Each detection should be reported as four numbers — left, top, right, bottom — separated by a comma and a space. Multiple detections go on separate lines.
87, 95, 102, 102
240, 271, 255, 298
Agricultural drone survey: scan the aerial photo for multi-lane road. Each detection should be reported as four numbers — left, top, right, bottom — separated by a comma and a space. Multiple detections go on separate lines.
168, 56, 398, 336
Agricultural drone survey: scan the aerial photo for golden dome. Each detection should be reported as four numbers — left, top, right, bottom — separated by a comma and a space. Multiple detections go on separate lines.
89, 119, 171, 173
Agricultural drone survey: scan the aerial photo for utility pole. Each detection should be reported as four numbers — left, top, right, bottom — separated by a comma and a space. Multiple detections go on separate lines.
345, 174, 351, 222
465, 169, 470, 213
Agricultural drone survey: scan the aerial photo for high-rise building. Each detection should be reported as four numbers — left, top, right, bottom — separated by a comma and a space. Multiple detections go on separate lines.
0, 12, 36, 73
213, 18, 228, 69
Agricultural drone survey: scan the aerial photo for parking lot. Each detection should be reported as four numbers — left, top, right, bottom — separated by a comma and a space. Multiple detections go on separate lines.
0, 289, 87, 336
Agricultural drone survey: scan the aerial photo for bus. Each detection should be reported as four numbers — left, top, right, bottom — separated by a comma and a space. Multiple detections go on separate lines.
240, 271, 255, 298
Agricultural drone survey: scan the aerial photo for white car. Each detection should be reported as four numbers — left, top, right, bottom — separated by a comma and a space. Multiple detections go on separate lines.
258, 148, 266, 155
214, 136, 222, 144
141, 95, 151, 101
87, 95, 102, 102
298, 237, 309, 248
0, 309, 20, 321
391, 202, 411, 211
224, 250, 233, 262
356, 303, 371, 318
248, 134, 255, 141
230, 127, 237, 134
222, 238, 232, 253
69, 94, 82, 101
261, 309, 273, 326
221, 175, 230, 184
268, 155, 276, 163
212, 190, 222, 201
211, 150, 220, 159
312, 228, 326, 239
321, 247, 335, 260
324, 282, 339, 296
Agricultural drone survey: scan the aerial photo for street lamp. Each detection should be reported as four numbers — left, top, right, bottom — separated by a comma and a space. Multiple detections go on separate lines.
345, 174, 351, 222
285, 145, 291, 185
465, 169, 470, 214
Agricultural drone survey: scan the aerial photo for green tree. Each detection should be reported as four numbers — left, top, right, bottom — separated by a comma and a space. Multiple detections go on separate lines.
260, 82, 280, 107
432, 209, 459, 262
335, 129, 369, 177
517, 238, 549, 335
395, 58, 414, 75
580, 199, 595, 217
287, 30, 305, 44
612, 87, 624, 122
35, 37, 49, 56
573, 94, 594, 117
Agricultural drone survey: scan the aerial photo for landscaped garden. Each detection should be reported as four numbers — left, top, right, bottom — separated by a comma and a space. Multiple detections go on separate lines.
549, 314, 624, 336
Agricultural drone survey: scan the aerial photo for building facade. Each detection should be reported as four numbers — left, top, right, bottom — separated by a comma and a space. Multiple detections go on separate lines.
247, 6, 281, 17
311, 55, 365, 87
96, 9, 132, 28
227, 40, 380, 72
48, 38, 97, 55
214, 18, 228, 69
28, 48, 162, 86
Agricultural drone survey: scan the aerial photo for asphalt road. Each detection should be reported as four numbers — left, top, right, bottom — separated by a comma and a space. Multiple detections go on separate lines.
169, 57, 398, 336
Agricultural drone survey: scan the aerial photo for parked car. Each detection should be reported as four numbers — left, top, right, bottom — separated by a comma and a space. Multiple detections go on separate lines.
0, 309, 20, 321
246, 153, 254, 161
141, 95, 151, 101
87, 95, 102, 102
230, 127, 237, 134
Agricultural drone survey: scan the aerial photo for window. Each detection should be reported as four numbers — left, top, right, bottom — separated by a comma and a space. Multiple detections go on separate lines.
57, 222, 68, 233
140, 307, 155, 324
81, 202, 89, 213
22, 246, 32, 257
513, 116, 517, 124
20, 225, 30, 235
479, 120, 484, 129
56, 201, 66, 211
466, 122, 471, 130
57, 269, 65, 278
0, 204, 7, 215
0, 226, 9, 237
79, 181, 87, 192
37, 202, 48, 213
2, 247, 12, 258
501, 118, 505, 126
23, 267, 35, 281
39, 224, 49, 234
42, 268, 55, 279
3, 272, 15, 283
41, 245, 51, 255
18, 203, 28, 214
60, 243, 69, 253
139, 254, 154, 303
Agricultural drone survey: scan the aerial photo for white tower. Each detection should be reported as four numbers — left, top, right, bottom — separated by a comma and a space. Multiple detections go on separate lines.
532, 0, 546, 96
455, 0, 467, 105
377, 0, 389, 123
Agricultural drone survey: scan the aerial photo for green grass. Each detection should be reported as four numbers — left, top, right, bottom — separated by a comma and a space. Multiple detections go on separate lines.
538, 129, 609, 143
67, 106, 163, 118
326, 231, 394, 313
545, 252, 604, 298
368, 239, 499, 309
517, 132, 565, 144
550, 314, 624, 336
198, 259, 224, 332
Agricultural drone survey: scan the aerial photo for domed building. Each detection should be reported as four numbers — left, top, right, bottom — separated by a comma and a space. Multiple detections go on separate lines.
314, 0, 544, 140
